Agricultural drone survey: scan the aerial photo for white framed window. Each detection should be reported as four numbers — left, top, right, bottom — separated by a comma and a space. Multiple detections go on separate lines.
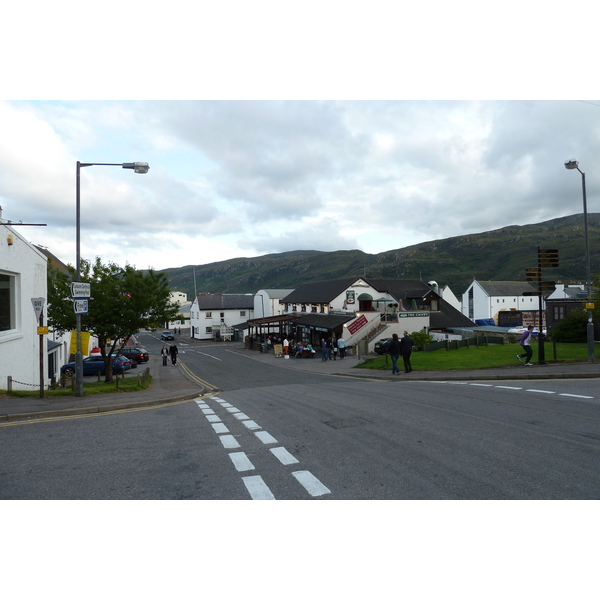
205, 311, 212, 318
205, 327, 212, 334
0, 272, 16, 333
240, 311, 246, 317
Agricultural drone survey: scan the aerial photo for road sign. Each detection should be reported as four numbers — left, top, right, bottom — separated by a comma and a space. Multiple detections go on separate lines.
539, 281, 556, 294
526, 267, 542, 282
37, 326, 49, 335
31, 297, 45, 320
538, 248, 559, 268
73, 299, 89, 314
71, 282, 91, 298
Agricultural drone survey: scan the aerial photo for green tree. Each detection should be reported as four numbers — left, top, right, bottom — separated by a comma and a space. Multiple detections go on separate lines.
410, 329, 433, 350
550, 309, 587, 343
48, 258, 179, 382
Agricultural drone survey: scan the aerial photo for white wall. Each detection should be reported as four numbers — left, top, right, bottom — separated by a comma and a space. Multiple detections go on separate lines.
0, 224, 48, 390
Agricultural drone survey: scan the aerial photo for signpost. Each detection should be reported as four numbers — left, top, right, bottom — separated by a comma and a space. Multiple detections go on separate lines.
31, 297, 45, 398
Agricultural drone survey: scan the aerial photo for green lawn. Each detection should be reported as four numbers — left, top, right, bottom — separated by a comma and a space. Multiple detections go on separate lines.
1, 374, 152, 398
356, 342, 600, 371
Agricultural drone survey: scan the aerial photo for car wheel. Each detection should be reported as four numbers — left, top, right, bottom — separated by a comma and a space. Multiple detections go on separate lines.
63, 367, 75, 377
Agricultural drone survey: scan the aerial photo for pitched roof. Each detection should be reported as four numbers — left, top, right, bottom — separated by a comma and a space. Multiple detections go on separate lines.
476, 281, 537, 296
195, 293, 254, 310
281, 278, 362, 303
430, 299, 475, 329
367, 279, 435, 301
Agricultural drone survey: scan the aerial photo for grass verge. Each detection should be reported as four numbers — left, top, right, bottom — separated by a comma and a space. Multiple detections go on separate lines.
1, 375, 153, 398
356, 342, 600, 371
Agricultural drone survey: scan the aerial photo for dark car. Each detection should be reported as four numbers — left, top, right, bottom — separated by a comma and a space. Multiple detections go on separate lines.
161, 331, 174, 341
119, 347, 149, 364
374, 338, 392, 355
61, 354, 133, 377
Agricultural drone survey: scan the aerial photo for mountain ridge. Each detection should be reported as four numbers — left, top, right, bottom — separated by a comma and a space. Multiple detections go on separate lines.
161, 213, 600, 299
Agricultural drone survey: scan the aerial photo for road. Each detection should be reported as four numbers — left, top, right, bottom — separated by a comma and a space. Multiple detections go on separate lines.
1, 332, 599, 499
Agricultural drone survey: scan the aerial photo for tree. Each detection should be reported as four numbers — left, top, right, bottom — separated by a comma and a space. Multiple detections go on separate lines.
550, 309, 587, 343
48, 258, 179, 382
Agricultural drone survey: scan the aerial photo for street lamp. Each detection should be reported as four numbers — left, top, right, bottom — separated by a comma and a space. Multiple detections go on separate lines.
75, 161, 149, 396
564, 159, 595, 363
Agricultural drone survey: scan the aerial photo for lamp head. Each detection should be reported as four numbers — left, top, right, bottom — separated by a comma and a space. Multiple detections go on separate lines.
564, 159, 579, 170
122, 162, 150, 174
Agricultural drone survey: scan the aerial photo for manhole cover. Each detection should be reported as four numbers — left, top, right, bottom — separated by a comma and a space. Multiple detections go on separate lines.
323, 417, 371, 429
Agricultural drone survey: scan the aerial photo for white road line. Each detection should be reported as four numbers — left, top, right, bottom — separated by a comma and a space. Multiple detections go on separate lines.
526, 389, 556, 394
560, 393, 594, 399
270, 447, 300, 465
292, 471, 331, 497
218, 434, 241, 449
220, 402, 233, 407
233, 412, 250, 420
226, 407, 240, 413
495, 386, 522, 390
470, 383, 494, 387
211, 397, 224, 402
446, 381, 469, 385
241, 420, 261, 430
242, 475, 276, 500
229, 452, 255, 472
201, 408, 216, 415
195, 400, 209, 407
254, 431, 278, 445
205, 414, 222, 423
197, 352, 222, 361
212, 423, 229, 434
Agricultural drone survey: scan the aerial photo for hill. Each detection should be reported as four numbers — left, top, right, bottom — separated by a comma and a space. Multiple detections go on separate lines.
161, 213, 600, 298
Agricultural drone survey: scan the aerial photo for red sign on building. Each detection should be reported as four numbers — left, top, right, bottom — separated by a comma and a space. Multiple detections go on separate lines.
347, 314, 368, 335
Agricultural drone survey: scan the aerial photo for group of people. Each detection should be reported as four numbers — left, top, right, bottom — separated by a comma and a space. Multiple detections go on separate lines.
161, 343, 178, 366
386, 331, 414, 375
320, 337, 346, 361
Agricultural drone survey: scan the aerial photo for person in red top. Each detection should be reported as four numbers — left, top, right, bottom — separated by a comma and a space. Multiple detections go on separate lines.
517, 325, 534, 366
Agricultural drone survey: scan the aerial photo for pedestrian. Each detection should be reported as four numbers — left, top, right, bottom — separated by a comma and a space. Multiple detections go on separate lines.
400, 331, 414, 373
517, 325, 534, 365
161, 345, 169, 366
332, 338, 338, 360
169, 343, 179, 365
337, 336, 346, 359
387, 333, 402, 375
321, 338, 327, 362
283, 336, 289, 357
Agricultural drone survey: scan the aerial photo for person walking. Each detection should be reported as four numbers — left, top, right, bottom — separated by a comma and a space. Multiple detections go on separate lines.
161, 345, 169, 366
400, 331, 414, 373
337, 336, 346, 359
321, 338, 327, 362
517, 325, 534, 365
169, 343, 179, 365
326, 337, 333, 360
387, 333, 402, 375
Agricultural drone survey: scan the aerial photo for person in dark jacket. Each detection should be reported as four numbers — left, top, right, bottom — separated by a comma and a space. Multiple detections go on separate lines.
400, 331, 414, 373
169, 343, 179, 365
387, 333, 402, 375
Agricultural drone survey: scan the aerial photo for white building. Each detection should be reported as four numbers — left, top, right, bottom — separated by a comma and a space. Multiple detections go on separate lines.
254, 289, 295, 319
170, 291, 188, 306
462, 280, 541, 324
190, 293, 255, 341
0, 217, 51, 390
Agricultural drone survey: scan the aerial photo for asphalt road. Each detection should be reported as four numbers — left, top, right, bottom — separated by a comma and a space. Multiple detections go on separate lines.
2, 333, 599, 500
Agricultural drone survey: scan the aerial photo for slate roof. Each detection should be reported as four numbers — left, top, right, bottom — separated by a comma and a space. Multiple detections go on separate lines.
476, 281, 537, 296
429, 299, 475, 329
366, 279, 435, 301
195, 294, 255, 310
281, 278, 362, 303
292, 314, 355, 330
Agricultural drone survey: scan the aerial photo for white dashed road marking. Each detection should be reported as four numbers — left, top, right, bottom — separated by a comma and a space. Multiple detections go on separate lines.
218, 434, 241, 449
292, 470, 331, 497
254, 431, 278, 445
229, 452, 255, 472
242, 475, 276, 500
270, 447, 300, 465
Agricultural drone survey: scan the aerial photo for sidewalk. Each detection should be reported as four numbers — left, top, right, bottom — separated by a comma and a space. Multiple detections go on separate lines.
2, 341, 599, 422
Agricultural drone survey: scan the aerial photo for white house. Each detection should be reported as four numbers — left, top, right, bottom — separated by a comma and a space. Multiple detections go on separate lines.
254, 289, 295, 319
0, 216, 50, 390
170, 291, 188, 306
190, 293, 254, 341
462, 280, 541, 324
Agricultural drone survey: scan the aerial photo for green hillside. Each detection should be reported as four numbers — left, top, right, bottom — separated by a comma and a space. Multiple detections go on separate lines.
162, 213, 600, 298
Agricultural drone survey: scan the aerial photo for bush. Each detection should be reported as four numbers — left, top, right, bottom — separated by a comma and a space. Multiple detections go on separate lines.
410, 330, 434, 350
550, 310, 587, 343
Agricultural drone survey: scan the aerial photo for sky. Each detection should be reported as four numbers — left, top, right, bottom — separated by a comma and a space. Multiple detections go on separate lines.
3, 98, 598, 273
2, 4, 599, 275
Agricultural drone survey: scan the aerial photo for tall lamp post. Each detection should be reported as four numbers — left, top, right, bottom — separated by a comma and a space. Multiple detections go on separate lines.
564, 159, 595, 363
75, 161, 150, 396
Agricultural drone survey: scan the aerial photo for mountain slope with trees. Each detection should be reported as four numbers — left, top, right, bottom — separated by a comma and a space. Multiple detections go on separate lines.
161, 213, 600, 298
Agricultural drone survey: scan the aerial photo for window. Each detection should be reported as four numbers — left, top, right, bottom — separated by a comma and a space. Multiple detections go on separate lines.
205, 327, 212, 334
240, 311, 246, 317
554, 306, 565, 321
205, 312, 212, 318
0, 273, 16, 332
220, 312, 224, 318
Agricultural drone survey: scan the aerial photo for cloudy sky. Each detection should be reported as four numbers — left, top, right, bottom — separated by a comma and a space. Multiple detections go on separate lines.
2, 4, 599, 274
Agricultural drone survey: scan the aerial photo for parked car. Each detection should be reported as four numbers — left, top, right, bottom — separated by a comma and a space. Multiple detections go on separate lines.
161, 331, 174, 341
119, 347, 149, 364
61, 354, 133, 377
374, 338, 392, 355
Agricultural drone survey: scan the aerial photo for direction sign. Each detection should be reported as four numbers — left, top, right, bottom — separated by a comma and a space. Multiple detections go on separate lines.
31, 297, 45, 320
73, 299, 89, 315
71, 282, 91, 298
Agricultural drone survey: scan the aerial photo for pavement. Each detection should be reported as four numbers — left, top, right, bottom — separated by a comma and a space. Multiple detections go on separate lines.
2, 338, 599, 422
